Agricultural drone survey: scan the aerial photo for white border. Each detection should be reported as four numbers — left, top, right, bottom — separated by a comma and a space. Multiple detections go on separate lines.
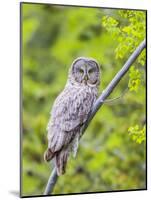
0, 0, 150, 199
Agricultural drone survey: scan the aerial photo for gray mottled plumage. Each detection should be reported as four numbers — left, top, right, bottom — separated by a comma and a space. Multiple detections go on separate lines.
44, 57, 100, 175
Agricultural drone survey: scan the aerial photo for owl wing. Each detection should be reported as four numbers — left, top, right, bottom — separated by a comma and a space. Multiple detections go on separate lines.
47, 87, 95, 153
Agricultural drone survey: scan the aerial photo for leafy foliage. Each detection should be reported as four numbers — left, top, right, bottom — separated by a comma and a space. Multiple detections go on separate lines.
22, 4, 146, 196
102, 10, 146, 61
128, 66, 141, 92
128, 125, 146, 144
102, 9, 146, 145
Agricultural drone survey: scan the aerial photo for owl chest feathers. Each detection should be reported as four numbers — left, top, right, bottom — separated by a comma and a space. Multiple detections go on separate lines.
48, 84, 98, 135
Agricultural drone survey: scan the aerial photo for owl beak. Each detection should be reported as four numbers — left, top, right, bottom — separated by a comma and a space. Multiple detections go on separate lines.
84, 75, 88, 81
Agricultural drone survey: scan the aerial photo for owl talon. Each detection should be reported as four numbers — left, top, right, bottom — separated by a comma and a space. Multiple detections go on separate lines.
44, 148, 54, 162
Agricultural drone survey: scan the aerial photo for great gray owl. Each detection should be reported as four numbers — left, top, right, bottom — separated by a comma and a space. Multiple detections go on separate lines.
44, 57, 100, 175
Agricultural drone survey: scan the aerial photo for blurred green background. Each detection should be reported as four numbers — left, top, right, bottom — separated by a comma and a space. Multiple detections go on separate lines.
22, 3, 146, 196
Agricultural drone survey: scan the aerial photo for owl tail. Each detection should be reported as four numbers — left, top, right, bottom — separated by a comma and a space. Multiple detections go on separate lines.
54, 147, 70, 176
44, 148, 55, 162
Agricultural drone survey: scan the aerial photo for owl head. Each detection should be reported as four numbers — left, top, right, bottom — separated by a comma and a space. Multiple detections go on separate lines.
69, 57, 100, 87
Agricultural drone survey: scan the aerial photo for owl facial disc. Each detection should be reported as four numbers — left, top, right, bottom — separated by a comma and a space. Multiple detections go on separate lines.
71, 57, 100, 86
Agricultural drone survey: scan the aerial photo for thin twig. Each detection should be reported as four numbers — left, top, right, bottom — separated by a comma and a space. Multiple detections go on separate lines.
103, 87, 128, 105
43, 39, 146, 195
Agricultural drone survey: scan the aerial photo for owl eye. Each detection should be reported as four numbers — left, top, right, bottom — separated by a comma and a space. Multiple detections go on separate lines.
89, 68, 94, 74
79, 68, 84, 74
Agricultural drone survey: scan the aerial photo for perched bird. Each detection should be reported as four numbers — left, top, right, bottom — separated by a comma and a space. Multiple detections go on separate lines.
44, 57, 100, 175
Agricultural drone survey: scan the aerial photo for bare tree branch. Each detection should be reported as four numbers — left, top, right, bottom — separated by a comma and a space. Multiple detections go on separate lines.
43, 168, 58, 195
43, 39, 146, 195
